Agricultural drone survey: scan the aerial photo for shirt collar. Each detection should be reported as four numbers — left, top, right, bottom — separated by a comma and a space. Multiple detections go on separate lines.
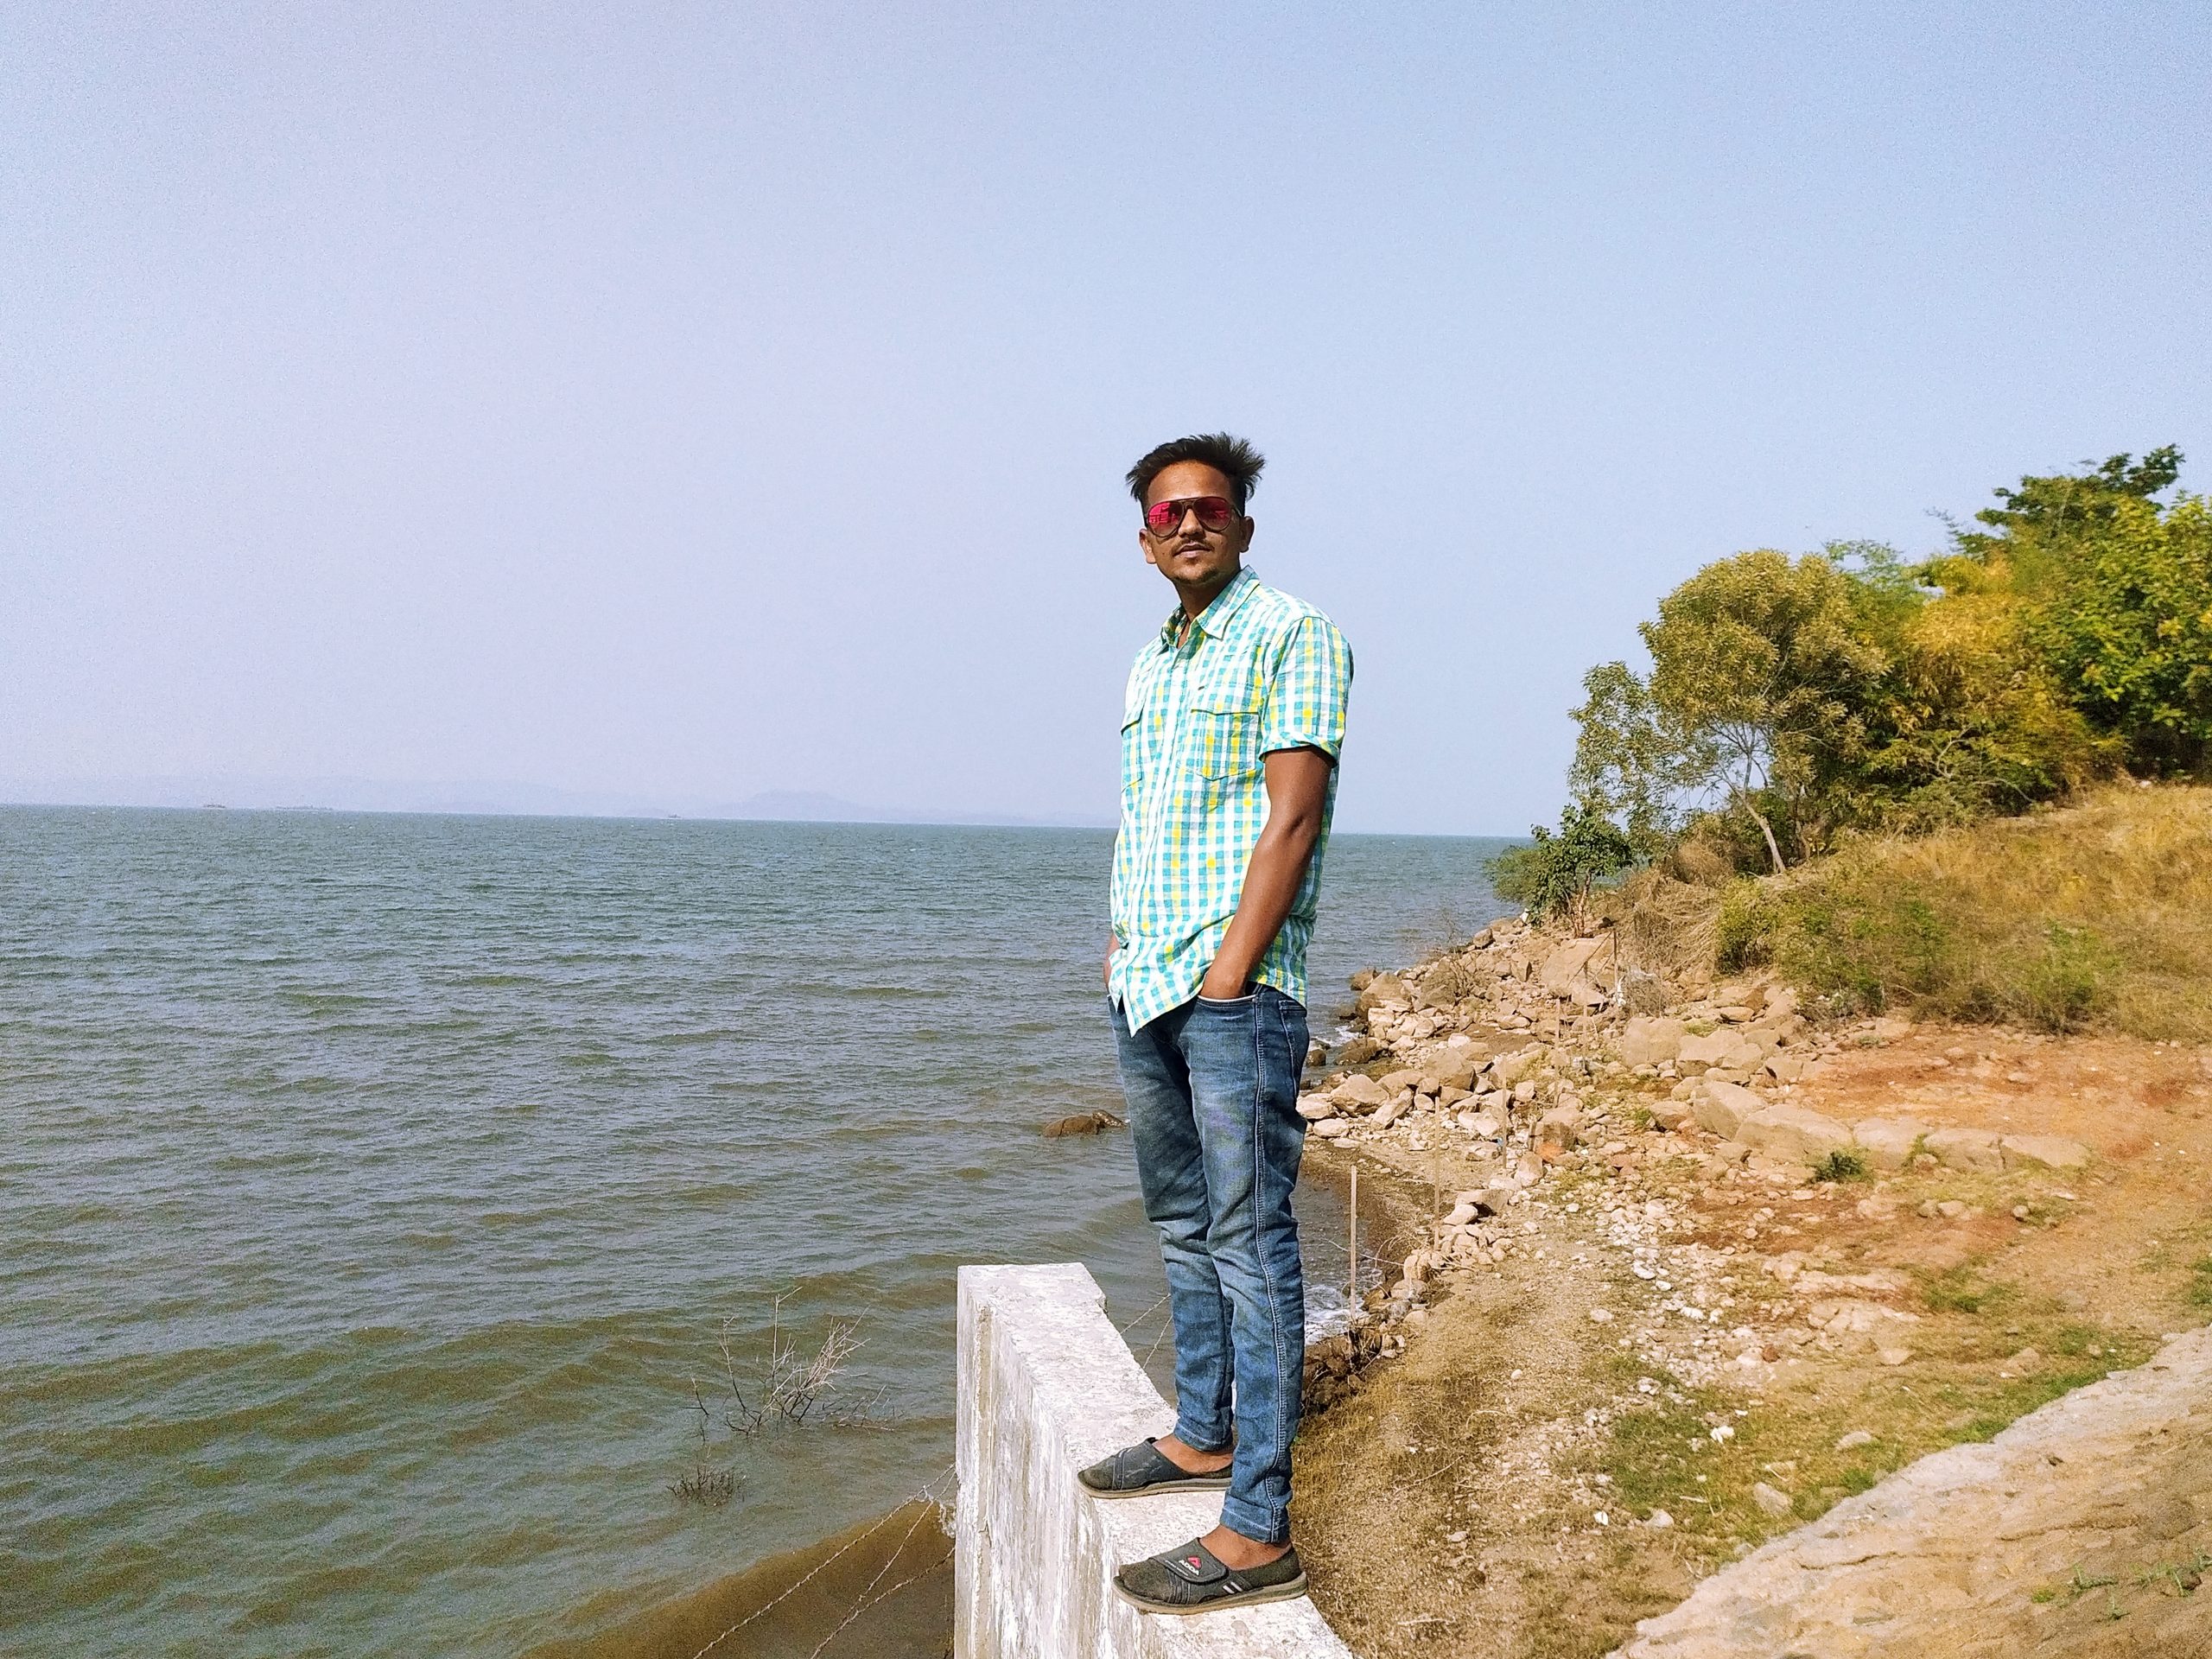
1157, 565, 1259, 652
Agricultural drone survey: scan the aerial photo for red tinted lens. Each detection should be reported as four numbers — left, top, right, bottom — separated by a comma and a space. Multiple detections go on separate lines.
1145, 496, 1235, 533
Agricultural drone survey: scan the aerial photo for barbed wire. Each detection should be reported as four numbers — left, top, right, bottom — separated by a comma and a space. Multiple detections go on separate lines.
683, 1462, 957, 1659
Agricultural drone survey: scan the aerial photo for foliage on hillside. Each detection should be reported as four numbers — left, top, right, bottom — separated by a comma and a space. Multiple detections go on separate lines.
1551, 449, 2205, 880
1709, 784, 2212, 1042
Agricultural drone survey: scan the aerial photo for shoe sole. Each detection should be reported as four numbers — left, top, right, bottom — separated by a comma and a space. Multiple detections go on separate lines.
1115, 1573, 1309, 1614
1077, 1473, 1233, 1499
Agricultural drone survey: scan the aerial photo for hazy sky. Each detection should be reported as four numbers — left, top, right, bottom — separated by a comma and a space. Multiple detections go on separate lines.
6, 3, 2208, 833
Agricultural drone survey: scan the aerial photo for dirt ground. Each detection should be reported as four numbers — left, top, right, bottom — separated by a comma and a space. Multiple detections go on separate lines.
1291, 1021, 2212, 1658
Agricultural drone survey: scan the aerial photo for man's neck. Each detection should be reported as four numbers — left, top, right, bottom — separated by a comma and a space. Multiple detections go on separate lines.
1173, 563, 1241, 622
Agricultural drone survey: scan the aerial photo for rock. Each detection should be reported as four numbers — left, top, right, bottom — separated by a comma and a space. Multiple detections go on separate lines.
1489, 1046, 1547, 1089
1926, 1127, 2005, 1174
1312, 1118, 1351, 1139
1853, 1117, 1929, 1171
1335, 1035, 1384, 1066
1589, 1307, 1615, 1323
1763, 1053, 1808, 1084
1736, 1102, 1853, 1163
1378, 1068, 1422, 1093
1764, 986, 1799, 1020
1617, 1016, 1688, 1067
1677, 1030, 1738, 1070
1332, 1073, 1389, 1111
1834, 1429, 1876, 1451
1040, 1109, 1126, 1137
1870, 1014, 1913, 1042
1711, 1139, 1751, 1165
1421, 1052, 1480, 1093
1374, 1096, 1409, 1128
1536, 1104, 1584, 1148
2000, 1133, 2090, 1171
1295, 1095, 1338, 1121
1715, 1004, 1758, 1024
1567, 976, 1611, 1009
1694, 1078, 1766, 1140
1649, 1098, 1694, 1132
1360, 975, 1410, 1009
1876, 1344, 1913, 1366
1751, 1482, 1794, 1517
1646, 1509, 1675, 1529
1538, 936, 1609, 995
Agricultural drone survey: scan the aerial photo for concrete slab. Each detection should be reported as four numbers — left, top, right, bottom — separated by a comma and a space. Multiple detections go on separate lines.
955, 1262, 1352, 1659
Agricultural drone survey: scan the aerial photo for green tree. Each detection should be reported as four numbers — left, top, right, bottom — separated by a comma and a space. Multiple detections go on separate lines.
1931, 448, 2208, 777
1485, 803, 1637, 928
1574, 550, 1890, 872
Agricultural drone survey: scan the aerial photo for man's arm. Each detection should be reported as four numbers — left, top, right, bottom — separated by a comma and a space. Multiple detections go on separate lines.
1197, 746, 1332, 1000
1104, 931, 1119, 989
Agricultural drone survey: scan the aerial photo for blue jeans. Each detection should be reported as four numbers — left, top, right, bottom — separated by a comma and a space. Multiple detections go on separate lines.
1110, 986, 1309, 1544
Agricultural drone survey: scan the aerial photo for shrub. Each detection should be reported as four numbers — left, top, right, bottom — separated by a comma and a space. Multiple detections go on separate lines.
1486, 802, 1638, 926
1708, 785, 2212, 1040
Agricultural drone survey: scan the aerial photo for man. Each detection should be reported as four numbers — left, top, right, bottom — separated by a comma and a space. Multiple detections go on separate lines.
1080, 432, 1353, 1614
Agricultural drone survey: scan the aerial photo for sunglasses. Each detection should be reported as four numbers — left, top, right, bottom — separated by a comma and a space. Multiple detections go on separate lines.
1143, 495, 1238, 536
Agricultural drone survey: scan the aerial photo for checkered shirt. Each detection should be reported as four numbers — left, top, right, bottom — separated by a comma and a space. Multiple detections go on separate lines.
1109, 567, 1353, 1033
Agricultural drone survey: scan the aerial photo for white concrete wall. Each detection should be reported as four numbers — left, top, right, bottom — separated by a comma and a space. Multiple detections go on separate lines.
956, 1262, 1354, 1659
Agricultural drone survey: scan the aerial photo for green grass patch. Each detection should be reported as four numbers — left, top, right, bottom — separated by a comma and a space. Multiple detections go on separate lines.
1916, 1262, 2017, 1315
1810, 1149, 1869, 1182
2188, 1255, 2212, 1308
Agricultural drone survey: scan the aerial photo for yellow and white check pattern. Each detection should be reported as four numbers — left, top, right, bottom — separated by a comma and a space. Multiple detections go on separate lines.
1109, 567, 1353, 1033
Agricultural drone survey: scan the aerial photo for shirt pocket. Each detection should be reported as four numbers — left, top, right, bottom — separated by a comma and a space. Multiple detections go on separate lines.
1185, 677, 1264, 781
1120, 711, 1147, 800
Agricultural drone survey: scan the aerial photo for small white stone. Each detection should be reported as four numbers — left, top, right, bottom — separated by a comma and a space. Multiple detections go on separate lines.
1710, 1423, 1736, 1443
1594, 1510, 1610, 1526
1589, 1307, 1615, 1323
1835, 1429, 1876, 1451
1646, 1509, 1674, 1529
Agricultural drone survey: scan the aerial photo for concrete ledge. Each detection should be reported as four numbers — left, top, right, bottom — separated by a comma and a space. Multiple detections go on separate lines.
955, 1262, 1352, 1659
1616, 1325, 2212, 1656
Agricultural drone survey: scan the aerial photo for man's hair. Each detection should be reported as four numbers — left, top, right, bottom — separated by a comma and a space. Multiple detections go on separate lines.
1126, 433, 1266, 514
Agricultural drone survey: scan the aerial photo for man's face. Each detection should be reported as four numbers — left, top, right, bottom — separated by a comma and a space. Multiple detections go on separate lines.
1140, 460, 1254, 592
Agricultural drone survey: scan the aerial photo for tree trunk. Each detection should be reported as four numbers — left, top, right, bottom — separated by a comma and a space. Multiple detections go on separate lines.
1740, 795, 1787, 874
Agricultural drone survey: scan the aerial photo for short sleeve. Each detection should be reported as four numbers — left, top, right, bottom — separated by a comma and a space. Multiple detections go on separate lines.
1258, 614, 1351, 761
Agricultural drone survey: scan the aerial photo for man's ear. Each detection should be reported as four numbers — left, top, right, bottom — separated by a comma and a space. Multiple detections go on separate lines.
1141, 529, 1160, 569
1235, 515, 1256, 553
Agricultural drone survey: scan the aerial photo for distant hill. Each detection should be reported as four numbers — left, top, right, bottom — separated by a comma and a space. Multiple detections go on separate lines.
0, 773, 1115, 829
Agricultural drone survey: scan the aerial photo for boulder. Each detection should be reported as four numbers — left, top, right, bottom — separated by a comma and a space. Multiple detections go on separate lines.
1538, 935, 1609, 995
1737, 1103, 1853, 1163
1649, 1098, 1695, 1132
1378, 1068, 1422, 1093
1358, 975, 1411, 1011
1421, 1052, 1480, 1093
1335, 1035, 1384, 1066
1332, 1073, 1389, 1111
1927, 1127, 2005, 1174
2000, 1133, 2091, 1171
1617, 1017, 1687, 1068
1294, 1095, 1338, 1122
1312, 1117, 1351, 1138
1694, 1078, 1766, 1141
1489, 1046, 1547, 1088
1853, 1118, 1929, 1171
1536, 1104, 1584, 1148
1677, 1030, 1738, 1070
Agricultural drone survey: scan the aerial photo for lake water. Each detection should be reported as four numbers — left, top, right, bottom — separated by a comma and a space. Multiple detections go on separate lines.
0, 808, 1510, 1656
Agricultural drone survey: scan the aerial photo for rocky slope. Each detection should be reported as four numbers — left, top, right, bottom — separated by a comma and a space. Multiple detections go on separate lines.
1290, 917, 2212, 1656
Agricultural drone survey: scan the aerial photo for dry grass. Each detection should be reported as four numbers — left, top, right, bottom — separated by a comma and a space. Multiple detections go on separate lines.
1713, 784, 2212, 1040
